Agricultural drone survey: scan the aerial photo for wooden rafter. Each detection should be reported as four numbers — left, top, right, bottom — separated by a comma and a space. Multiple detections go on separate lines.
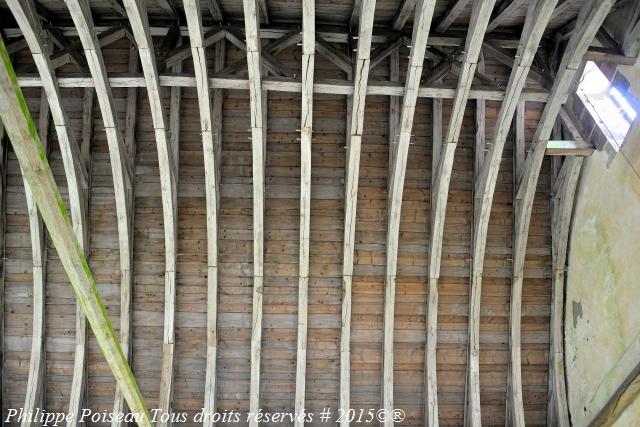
547, 156, 581, 427
121, 0, 179, 423
225, 28, 293, 76
163, 28, 226, 70
384, 1, 439, 425
205, 0, 225, 22
240, 0, 267, 425
112, 40, 139, 426
436, 0, 471, 33
0, 33, 153, 427
370, 35, 405, 70
22, 87, 50, 426
426, 2, 497, 426
294, 1, 314, 426
340, 2, 376, 424
392, 0, 415, 31
51, 26, 131, 70
486, 0, 528, 32
5, 1, 92, 421
315, 35, 352, 74
466, 0, 560, 425
509, 1, 614, 425
182, 0, 222, 422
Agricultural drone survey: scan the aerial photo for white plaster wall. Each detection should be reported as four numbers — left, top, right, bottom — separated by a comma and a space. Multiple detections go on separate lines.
565, 116, 640, 425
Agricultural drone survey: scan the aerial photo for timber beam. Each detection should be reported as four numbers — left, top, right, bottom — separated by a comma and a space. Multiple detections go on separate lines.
340, 1, 376, 424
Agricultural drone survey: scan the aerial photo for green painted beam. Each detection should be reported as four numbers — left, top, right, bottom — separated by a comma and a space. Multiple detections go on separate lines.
0, 37, 152, 426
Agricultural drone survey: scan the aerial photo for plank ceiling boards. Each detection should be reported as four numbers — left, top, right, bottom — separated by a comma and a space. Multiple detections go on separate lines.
0, 0, 619, 425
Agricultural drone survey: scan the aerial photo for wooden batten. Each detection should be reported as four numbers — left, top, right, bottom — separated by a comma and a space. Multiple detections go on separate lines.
294, 1, 314, 425
384, 1, 439, 424
467, 0, 560, 425
122, 0, 179, 423
340, 2, 376, 424
508, 1, 615, 425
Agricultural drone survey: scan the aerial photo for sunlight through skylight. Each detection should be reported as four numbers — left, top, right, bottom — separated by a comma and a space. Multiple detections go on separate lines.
577, 61, 636, 151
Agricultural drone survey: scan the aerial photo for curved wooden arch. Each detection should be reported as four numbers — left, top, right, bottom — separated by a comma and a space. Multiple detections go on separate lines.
425, 1, 496, 425
182, 0, 223, 422
64, 2, 136, 423
22, 89, 50, 425
122, 0, 179, 421
465, 1, 560, 425
339, 2, 377, 423
5, 0, 91, 421
509, 1, 615, 425
383, 0, 439, 423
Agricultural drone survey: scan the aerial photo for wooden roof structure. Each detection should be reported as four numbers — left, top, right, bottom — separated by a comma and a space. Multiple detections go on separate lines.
0, 0, 637, 425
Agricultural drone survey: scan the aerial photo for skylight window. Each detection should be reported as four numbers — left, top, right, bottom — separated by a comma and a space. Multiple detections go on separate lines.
576, 61, 637, 151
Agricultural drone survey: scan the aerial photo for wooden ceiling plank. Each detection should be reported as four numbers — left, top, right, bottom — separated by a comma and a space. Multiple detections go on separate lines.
424, 2, 497, 426
340, 1, 376, 424
467, 0, 560, 425
22, 87, 50, 426
384, 0, 440, 423
122, 1, 179, 424
182, 1, 222, 423
392, 0, 416, 31
509, 1, 614, 426
295, 2, 314, 425
0, 36, 154, 427
112, 40, 139, 427
436, 0, 471, 33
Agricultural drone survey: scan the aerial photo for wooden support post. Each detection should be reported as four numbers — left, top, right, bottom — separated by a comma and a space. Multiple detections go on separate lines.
22, 88, 50, 427
384, 1, 440, 424
240, 0, 266, 425
340, 2, 377, 424
121, 1, 179, 423
182, 0, 223, 423
509, 1, 614, 425
0, 34, 153, 427
474, 53, 486, 179
112, 40, 139, 427
0, 118, 6, 415
389, 49, 400, 185
294, 1, 314, 425
467, 1, 560, 425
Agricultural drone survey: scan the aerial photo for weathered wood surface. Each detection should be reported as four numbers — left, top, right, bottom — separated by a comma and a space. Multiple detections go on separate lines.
509, 1, 614, 426
0, 34, 152, 427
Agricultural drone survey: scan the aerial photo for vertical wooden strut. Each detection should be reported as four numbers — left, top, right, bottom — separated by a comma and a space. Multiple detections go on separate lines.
295, 1, 314, 425
425, 2, 497, 426
340, 1, 376, 424
64, 2, 136, 423
22, 87, 50, 427
547, 156, 581, 427
384, 1, 439, 425
0, 119, 6, 416
466, 0, 559, 425
241, 0, 266, 425
122, 0, 179, 423
0, 35, 153, 427
182, 0, 222, 422
112, 40, 139, 427
509, 1, 614, 425
4, 1, 91, 422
